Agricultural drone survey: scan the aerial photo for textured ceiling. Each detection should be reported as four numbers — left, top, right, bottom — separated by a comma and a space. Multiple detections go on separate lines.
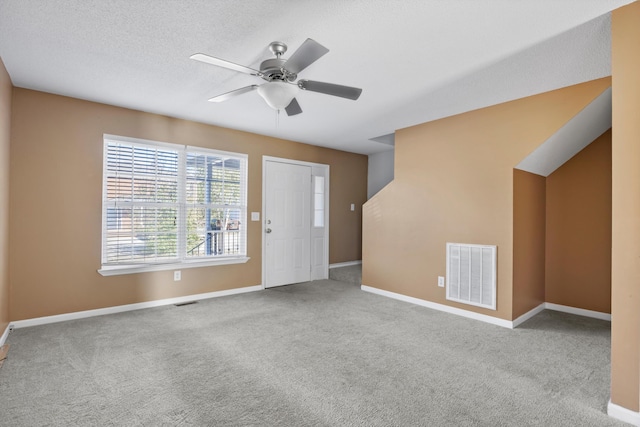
0, 0, 633, 155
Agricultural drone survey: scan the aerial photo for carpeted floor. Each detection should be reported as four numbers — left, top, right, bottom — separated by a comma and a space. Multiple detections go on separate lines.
0, 279, 626, 426
329, 264, 362, 285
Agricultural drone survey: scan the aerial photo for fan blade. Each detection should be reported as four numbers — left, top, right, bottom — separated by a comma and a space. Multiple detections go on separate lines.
285, 98, 303, 116
285, 39, 329, 74
190, 53, 261, 76
298, 80, 362, 100
208, 85, 259, 102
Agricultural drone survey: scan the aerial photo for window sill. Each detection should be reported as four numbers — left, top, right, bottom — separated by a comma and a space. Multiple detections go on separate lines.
98, 256, 250, 277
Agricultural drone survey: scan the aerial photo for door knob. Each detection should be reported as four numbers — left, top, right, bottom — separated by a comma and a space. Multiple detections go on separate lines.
265, 228, 272, 233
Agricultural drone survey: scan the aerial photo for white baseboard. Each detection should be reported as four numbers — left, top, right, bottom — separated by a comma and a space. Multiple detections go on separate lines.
329, 260, 362, 269
513, 303, 610, 326
0, 323, 11, 346
512, 303, 546, 328
608, 400, 640, 426
361, 285, 514, 329
360, 287, 613, 329
545, 302, 611, 321
11, 285, 263, 329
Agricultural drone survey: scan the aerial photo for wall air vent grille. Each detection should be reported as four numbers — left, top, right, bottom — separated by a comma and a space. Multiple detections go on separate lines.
446, 243, 496, 310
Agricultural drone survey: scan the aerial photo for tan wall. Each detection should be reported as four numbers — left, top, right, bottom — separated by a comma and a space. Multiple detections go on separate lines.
545, 129, 611, 313
9, 89, 367, 321
0, 57, 11, 334
363, 77, 610, 321
512, 170, 546, 319
611, 1, 640, 412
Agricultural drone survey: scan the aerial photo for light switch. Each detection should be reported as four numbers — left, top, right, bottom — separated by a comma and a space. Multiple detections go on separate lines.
251, 212, 260, 221
350, 203, 355, 211
438, 276, 445, 287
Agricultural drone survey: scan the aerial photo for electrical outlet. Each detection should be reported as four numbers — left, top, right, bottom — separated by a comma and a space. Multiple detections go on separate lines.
438, 276, 445, 287
174, 270, 181, 281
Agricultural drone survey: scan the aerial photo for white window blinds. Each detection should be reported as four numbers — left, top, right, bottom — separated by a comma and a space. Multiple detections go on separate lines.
102, 136, 247, 267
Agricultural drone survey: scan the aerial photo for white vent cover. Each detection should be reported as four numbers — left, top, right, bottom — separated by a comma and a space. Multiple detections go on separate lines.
446, 243, 496, 310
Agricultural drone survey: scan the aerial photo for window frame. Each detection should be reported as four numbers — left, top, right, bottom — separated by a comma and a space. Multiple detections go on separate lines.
98, 134, 249, 276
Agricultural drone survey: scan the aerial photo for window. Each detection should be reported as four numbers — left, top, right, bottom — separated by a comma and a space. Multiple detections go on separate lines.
100, 135, 247, 274
313, 176, 325, 227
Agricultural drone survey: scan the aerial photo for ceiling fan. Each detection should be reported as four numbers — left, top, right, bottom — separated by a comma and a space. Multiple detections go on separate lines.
190, 39, 362, 116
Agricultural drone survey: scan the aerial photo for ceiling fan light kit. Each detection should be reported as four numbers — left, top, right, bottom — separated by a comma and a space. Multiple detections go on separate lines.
257, 81, 299, 110
191, 39, 362, 116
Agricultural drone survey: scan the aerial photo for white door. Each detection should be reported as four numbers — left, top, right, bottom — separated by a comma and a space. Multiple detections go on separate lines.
264, 161, 311, 288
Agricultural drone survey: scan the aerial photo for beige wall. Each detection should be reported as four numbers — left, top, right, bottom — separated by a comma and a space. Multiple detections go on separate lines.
545, 129, 611, 313
513, 130, 612, 320
9, 89, 367, 321
512, 169, 546, 319
611, 0, 640, 413
0, 57, 11, 334
363, 77, 610, 321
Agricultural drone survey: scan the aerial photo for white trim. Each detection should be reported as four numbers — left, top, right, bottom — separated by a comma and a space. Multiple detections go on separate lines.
104, 135, 252, 162
186, 145, 249, 160
545, 302, 611, 321
104, 133, 183, 150
262, 155, 329, 169
11, 285, 262, 329
0, 323, 11, 346
358, 286, 612, 329
608, 400, 640, 426
98, 256, 250, 276
329, 260, 362, 269
361, 285, 514, 329
512, 303, 546, 328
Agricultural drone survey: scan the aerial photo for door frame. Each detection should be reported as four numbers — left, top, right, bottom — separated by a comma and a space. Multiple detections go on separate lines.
262, 156, 330, 289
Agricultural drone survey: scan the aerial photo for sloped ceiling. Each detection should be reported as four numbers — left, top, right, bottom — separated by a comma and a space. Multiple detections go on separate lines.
0, 1, 633, 155
516, 87, 612, 177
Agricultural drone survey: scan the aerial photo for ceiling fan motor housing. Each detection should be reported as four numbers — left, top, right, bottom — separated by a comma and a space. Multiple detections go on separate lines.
259, 58, 296, 82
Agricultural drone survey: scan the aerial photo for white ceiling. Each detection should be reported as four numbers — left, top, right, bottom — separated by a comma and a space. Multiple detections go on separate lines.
0, 0, 633, 155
